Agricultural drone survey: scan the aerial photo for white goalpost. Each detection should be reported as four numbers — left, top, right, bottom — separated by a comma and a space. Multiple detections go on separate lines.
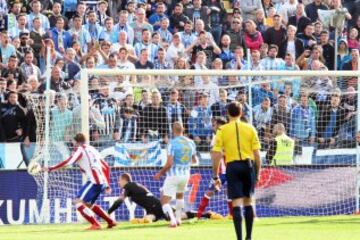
27, 68, 360, 224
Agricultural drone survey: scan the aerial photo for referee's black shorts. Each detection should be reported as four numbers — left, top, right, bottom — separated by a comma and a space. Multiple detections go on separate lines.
226, 160, 256, 199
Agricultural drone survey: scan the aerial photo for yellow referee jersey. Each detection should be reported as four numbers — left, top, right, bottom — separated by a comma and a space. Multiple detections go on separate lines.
212, 119, 261, 163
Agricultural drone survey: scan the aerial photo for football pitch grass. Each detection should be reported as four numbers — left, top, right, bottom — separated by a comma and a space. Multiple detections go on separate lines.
1, 215, 359, 240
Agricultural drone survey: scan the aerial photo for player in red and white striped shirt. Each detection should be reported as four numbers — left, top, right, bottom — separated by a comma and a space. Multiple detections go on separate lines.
43, 133, 116, 230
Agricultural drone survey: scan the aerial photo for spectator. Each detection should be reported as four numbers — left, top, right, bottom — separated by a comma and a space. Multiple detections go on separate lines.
264, 7, 276, 28
96, 1, 110, 27
288, 3, 311, 34
206, 0, 227, 44
210, 88, 229, 118
281, 25, 304, 60
240, 0, 262, 21
184, 0, 209, 29
9, 13, 28, 39
50, 17, 72, 53
297, 23, 317, 50
211, 58, 227, 85
118, 47, 136, 71
262, 0, 275, 17
252, 82, 275, 107
217, 34, 234, 66
199, 75, 219, 105
226, 16, 245, 51
280, 0, 298, 25
255, 9, 266, 35
290, 92, 316, 146
244, 19, 264, 51
0, 78, 6, 102
337, 38, 351, 70
67, 15, 91, 54
190, 51, 208, 87
260, 44, 285, 70
178, 20, 196, 48
63, 48, 81, 83
38, 66, 71, 93
20, 51, 41, 80
30, 17, 46, 62
296, 44, 325, 70
27, 1, 50, 31
84, 10, 103, 40
157, 18, 173, 48
118, 107, 138, 143
165, 33, 185, 68
140, 90, 169, 143
348, 27, 359, 50
166, 88, 188, 135
317, 92, 346, 149
50, 93, 73, 143
110, 32, 136, 59
135, 49, 155, 70
342, 49, 359, 89
304, 0, 328, 22
0, 91, 26, 142
169, 3, 190, 33
225, 46, 246, 69
271, 94, 291, 131
7, 1, 22, 30
134, 29, 159, 62
99, 17, 118, 44
130, 8, 153, 44
148, 2, 168, 31
188, 92, 212, 149
264, 14, 287, 53
313, 21, 323, 42
319, 30, 335, 70
115, 10, 135, 45
17, 31, 33, 61
154, 48, 171, 70
279, 53, 301, 94
49, 2, 69, 30
1, 55, 26, 85
0, 31, 16, 65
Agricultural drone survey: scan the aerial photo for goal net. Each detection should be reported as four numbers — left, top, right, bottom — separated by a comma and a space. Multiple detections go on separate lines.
27, 69, 360, 223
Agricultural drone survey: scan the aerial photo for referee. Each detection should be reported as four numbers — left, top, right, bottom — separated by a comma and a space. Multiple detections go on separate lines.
212, 102, 261, 240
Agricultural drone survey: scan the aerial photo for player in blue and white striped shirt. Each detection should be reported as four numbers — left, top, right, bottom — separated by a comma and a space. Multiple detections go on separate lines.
154, 122, 197, 227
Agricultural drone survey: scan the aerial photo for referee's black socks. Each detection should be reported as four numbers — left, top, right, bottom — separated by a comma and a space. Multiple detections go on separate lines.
244, 206, 254, 240
232, 206, 242, 240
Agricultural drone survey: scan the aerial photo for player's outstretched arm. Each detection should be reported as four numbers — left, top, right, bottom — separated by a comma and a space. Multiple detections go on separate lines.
108, 197, 125, 214
42, 147, 83, 172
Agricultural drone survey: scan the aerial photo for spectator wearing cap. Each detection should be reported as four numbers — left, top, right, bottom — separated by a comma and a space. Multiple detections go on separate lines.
226, 16, 245, 51
288, 3, 311, 35
84, 10, 103, 40
239, 0, 262, 21
38, 66, 71, 93
189, 92, 212, 150
280, 25, 304, 60
134, 29, 159, 62
0, 91, 26, 142
27, 1, 50, 31
49, 2, 69, 30
184, 0, 209, 28
177, 20, 196, 48
148, 2, 168, 31
9, 13, 27, 39
297, 23, 317, 50
68, 14, 92, 53
96, 1, 109, 27
130, 8, 153, 44
264, 14, 287, 54
50, 17, 73, 53
319, 30, 335, 70
20, 51, 41, 80
169, 3, 190, 33
99, 17, 118, 44
7, 1, 22, 30
337, 38, 351, 70
1, 55, 25, 85
0, 32, 16, 65
244, 20, 264, 51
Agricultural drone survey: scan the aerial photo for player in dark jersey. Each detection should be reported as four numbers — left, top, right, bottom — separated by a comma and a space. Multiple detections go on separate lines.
108, 173, 219, 223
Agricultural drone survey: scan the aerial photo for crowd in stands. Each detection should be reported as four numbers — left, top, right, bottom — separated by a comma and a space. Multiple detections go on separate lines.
0, 0, 359, 159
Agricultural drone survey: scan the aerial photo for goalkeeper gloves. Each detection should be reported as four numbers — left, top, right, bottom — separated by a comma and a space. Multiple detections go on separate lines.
107, 198, 124, 214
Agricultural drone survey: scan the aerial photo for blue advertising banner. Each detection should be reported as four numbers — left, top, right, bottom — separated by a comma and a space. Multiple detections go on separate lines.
0, 166, 356, 225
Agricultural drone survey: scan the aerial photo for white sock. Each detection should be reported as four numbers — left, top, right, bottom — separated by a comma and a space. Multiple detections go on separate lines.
162, 203, 176, 225
175, 199, 184, 222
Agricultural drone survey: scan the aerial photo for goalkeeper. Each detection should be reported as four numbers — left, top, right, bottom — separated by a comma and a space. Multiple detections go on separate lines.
108, 173, 219, 222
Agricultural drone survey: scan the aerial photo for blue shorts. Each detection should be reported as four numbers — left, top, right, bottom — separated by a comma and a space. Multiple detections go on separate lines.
226, 161, 256, 199
77, 181, 106, 205
209, 174, 227, 192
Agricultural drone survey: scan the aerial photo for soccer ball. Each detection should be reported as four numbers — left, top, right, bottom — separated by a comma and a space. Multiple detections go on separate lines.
28, 161, 42, 175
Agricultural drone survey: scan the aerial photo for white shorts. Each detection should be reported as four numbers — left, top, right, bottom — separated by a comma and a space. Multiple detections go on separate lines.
162, 175, 190, 198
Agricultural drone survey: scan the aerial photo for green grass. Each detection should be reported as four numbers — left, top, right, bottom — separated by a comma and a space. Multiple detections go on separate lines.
1, 215, 360, 240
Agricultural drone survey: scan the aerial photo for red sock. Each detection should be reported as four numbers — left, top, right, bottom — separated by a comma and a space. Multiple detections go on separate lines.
197, 196, 210, 218
227, 200, 233, 216
77, 204, 100, 226
92, 204, 114, 224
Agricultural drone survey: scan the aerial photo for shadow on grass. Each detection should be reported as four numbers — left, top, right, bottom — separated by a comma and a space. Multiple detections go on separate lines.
259, 217, 360, 227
